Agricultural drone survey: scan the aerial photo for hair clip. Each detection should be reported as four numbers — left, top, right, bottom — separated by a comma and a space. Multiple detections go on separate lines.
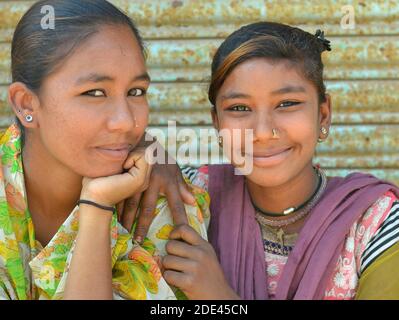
314, 29, 331, 52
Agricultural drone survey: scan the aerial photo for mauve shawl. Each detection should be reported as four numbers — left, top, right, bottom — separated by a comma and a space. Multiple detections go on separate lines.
208, 164, 399, 300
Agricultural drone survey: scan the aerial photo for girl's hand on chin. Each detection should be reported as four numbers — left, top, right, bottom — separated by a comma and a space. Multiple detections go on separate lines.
80, 147, 153, 207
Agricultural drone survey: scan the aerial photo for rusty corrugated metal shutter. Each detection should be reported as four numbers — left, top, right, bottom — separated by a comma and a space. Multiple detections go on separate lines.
0, 0, 398, 185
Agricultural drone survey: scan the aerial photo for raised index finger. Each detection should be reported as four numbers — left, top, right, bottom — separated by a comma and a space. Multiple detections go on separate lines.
165, 182, 189, 226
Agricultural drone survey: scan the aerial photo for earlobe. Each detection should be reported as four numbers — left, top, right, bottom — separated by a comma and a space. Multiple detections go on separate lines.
210, 106, 220, 131
8, 82, 39, 128
319, 94, 332, 129
317, 94, 332, 143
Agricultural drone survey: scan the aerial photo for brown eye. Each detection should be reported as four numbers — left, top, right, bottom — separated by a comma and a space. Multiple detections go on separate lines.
83, 89, 106, 97
230, 105, 250, 111
278, 101, 301, 108
129, 88, 146, 97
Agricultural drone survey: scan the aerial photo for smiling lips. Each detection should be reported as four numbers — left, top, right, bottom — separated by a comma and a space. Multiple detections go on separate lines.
95, 143, 133, 161
246, 147, 293, 167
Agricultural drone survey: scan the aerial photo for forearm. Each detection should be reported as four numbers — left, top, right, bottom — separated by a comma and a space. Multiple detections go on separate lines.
63, 205, 113, 300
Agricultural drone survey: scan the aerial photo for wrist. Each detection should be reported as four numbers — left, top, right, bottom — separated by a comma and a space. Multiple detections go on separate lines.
77, 199, 115, 214
216, 287, 240, 300
216, 281, 241, 300
80, 188, 113, 207
77, 198, 115, 223
226, 290, 241, 300
78, 202, 113, 227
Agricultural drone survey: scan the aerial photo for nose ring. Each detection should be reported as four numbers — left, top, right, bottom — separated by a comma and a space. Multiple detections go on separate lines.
272, 128, 279, 139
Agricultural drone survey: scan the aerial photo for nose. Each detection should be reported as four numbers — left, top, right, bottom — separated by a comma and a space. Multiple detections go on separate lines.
106, 97, 136, 133
253, 110, 275, 143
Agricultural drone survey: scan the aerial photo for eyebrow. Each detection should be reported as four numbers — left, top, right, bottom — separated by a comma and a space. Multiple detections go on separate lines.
74, 72, 151, 85
271, 85, 307, 95
220, 85, 307, 101
220, 92, 251, 101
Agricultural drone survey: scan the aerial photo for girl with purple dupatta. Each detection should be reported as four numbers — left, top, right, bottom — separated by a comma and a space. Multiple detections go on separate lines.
161, 22, 399, 300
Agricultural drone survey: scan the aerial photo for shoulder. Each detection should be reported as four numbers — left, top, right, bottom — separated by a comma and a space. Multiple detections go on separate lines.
358, 191, 399, 273
347, 190, 399, 275
324, 191, 398, 298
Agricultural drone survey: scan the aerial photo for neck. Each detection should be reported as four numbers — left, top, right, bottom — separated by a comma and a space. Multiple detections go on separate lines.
22, 135, 82, 243
246, 164, 318, 215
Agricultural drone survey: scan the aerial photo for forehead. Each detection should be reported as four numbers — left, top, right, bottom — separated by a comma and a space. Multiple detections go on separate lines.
44, 25, 146, 84
219, 58, 312, 94
74, 25, 143, 61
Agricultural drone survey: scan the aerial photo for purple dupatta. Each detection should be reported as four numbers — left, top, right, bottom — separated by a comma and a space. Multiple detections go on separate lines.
208, 164, 399, 300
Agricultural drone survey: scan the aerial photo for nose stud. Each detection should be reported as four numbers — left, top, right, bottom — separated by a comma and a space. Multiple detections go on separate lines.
272, 128, 279, 139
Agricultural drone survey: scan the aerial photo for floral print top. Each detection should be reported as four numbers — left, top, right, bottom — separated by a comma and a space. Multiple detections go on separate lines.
0, 124, 210, 300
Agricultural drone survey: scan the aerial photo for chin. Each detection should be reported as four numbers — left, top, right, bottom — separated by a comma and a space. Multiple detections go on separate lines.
83, 164, 124, 178
245, 166, 292, 188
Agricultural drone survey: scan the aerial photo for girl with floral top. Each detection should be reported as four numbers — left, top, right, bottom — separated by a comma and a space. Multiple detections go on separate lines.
0, 0, 214, 300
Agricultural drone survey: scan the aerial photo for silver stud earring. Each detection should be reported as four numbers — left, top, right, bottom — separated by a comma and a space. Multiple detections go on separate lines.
25, 115, 33, 123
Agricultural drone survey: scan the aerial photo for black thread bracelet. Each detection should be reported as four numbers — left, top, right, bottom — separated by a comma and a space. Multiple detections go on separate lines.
77, 199, 115, 214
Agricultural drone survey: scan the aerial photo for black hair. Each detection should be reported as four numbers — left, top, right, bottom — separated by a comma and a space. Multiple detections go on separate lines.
209, 21, 331, 106
11, 0, 145, 144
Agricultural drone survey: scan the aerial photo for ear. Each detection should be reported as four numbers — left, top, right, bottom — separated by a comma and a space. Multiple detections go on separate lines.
210, 106, 220, 131
318, 93, 332, 140
8, 82, 41, 129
